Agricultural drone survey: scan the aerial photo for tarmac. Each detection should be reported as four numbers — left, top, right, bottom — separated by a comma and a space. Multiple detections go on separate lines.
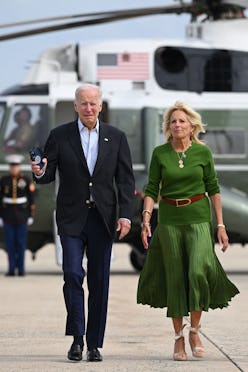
0, 242, 247, 372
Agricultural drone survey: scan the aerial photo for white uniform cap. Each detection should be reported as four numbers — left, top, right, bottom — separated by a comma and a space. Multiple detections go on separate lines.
5, 154, 24, 165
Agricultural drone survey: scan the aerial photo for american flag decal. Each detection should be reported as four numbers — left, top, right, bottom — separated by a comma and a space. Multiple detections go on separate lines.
97, 52, 149, 80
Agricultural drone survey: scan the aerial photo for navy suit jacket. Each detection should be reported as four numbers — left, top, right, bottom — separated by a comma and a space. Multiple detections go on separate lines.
35, 120, 135, 238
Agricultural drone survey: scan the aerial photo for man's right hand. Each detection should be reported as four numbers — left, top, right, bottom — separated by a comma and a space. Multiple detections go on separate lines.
30, 158, 47, 176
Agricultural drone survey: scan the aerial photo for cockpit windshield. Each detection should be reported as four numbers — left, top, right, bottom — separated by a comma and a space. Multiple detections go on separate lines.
3, 103, 49, 154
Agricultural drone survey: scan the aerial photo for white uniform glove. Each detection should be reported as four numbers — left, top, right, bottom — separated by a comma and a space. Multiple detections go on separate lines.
0, 218, 3, 227
27, 217, 34, 226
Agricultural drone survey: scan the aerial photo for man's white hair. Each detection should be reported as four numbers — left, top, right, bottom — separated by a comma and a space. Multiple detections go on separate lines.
75, 83, 102, 101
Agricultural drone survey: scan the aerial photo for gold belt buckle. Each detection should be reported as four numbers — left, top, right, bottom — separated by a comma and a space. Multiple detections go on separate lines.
176, 198, 191, 207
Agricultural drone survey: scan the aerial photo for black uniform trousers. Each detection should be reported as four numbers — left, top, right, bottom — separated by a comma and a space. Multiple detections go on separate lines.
60, 206, 113, 349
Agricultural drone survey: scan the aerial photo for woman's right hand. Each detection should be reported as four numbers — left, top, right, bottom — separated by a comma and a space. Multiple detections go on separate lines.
141, 223, 152, 249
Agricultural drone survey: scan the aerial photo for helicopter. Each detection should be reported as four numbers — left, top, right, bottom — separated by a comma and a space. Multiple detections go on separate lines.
0, 0, 248, 271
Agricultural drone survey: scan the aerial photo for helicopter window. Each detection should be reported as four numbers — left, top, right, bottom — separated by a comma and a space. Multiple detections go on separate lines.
0, 102, 6, 127
3, 104, 49, 153
204, 50, 231, 91
132, 82, 145, 90
200, 128, 245, 157
154, 46, 248, 92
156, 47, 187, 73
154, 47, 188, 90
232, 51, 248, 91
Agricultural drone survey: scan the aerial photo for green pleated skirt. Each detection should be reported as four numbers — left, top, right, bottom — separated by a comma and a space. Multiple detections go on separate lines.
137, 222, 239, 318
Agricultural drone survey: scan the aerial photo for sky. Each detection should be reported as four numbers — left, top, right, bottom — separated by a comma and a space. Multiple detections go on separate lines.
0, 0, 190, 90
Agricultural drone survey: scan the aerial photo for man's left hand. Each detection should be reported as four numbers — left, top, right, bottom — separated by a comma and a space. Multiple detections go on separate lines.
116, 218, 131, 240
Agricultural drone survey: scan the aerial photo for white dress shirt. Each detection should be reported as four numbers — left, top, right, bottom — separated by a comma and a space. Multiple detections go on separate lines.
78, 119, 99, 175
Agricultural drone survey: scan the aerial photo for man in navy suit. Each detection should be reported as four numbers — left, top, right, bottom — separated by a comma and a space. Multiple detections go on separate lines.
31, 83, 135, 362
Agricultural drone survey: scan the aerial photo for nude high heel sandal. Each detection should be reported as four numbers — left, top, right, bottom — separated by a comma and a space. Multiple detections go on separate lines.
173, 324, 187, 361
189, 326, 205, 358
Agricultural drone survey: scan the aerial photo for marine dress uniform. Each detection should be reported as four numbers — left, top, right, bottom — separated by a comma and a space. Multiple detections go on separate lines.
0, 155, 35, 276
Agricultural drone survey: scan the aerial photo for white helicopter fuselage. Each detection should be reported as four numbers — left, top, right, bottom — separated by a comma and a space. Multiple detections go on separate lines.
21, 17, 248, 108
1, 15, 248, 255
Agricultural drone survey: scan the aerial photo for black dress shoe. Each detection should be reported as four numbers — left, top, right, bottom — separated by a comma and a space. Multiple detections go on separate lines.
87, 348, 102, 362
5, 272, 15, 277
67, 343, 83, 361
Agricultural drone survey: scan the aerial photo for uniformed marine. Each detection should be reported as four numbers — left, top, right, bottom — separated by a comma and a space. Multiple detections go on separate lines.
0, 154, 35, 276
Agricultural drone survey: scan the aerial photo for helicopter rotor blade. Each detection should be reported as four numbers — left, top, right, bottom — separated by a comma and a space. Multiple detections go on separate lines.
0, 12, 116, 29
0, 3, 192, 41
0, 9, 153, 29
222, 0, 248, 7
0, 4, 193, 30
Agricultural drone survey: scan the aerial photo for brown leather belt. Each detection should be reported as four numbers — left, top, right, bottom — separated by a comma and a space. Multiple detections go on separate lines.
161, 193, 206, 207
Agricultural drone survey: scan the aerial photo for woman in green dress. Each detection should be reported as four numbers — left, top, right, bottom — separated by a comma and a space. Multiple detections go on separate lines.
137, 101, 239, 361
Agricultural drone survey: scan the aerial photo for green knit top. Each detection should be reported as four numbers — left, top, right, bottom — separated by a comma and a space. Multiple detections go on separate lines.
145, 141, 220, 225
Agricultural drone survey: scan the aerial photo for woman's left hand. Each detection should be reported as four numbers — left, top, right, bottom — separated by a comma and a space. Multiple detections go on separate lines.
217, 227, 229, 252
141, 223, 152, 249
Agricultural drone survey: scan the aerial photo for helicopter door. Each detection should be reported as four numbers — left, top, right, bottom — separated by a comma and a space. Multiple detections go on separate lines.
142, 107, 164, 170
55, 101, 76, 127
0, 102, 6, 128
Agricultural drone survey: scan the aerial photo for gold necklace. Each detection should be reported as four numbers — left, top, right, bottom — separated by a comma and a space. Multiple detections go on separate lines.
176, 152, 186, 168
175, 142, 192, 168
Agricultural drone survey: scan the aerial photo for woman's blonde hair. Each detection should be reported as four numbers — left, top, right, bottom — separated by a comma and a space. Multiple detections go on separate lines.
162, 101, 206, 144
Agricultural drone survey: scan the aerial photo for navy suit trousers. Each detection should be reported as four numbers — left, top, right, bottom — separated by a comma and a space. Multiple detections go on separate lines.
60, 207, 113, 349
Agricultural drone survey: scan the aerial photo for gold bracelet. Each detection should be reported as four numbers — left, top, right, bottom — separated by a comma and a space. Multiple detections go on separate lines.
142, 209, 152, 216
217, 224, 225, 228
